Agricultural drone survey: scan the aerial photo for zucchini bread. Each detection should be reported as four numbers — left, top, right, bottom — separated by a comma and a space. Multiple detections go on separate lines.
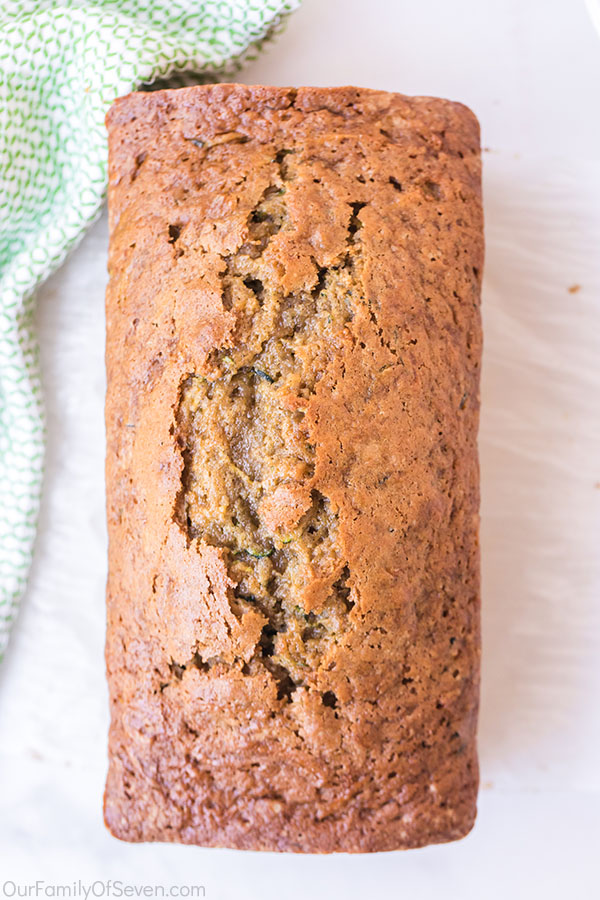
104, 84, 484, 852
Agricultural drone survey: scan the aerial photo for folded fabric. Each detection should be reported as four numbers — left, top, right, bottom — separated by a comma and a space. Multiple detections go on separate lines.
0, 0, 299, 661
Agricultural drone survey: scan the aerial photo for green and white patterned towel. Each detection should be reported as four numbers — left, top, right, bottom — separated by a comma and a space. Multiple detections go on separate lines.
0, 0, 299, 661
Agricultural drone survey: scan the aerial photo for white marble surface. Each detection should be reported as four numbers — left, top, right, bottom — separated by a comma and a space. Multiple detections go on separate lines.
1, 0, 599, 896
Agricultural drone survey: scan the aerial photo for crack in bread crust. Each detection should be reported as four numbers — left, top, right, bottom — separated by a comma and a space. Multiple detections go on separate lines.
173, 173, 362, 700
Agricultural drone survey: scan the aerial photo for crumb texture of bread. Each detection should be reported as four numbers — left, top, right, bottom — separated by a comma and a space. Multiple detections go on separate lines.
104, 84, 483, 853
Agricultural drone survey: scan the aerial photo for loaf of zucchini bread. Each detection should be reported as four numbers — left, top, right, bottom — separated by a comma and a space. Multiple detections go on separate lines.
104, 84, 484, 852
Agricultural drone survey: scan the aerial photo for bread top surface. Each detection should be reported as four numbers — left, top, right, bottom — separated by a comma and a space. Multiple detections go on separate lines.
104, 85, 483, 852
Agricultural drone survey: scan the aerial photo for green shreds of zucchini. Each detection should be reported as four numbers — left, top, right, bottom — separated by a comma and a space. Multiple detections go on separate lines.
253, 368, 274, 383
236, 547, 274, 559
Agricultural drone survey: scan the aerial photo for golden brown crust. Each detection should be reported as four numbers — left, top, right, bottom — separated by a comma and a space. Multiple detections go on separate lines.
104, 84, 483, 852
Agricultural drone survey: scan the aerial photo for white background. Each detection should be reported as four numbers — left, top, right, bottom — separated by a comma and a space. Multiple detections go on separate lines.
1, 0, 599, 896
